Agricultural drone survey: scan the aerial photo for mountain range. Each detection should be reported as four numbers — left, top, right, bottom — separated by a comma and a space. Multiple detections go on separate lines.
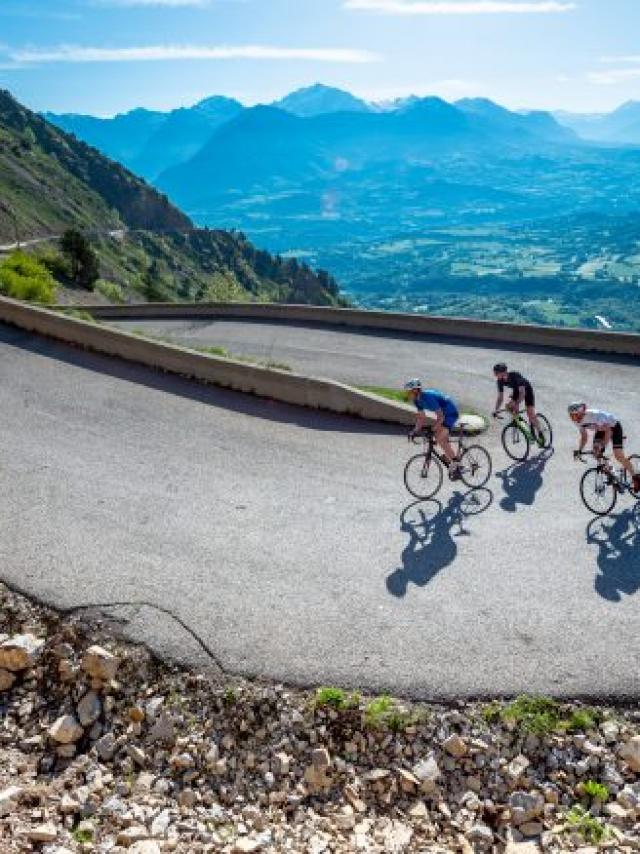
1, 89, 341, 306
46, 83, 587, 182
555, 100, 640, 145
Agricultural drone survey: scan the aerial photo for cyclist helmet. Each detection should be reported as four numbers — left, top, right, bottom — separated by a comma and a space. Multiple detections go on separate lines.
568, 401, 586, 415
493, 362, 508, 374
404, 378, 422, 391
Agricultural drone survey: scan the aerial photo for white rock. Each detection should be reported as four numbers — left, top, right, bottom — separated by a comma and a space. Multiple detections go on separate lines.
145, 697, 164, 720
150, 808, 172, 837
130, 844, 162, 854
77, 691, 102, 727
601, 720, 620, 743
205, 745, 220, 768
0, 786, 23, 816
232, 839, 263, 853
49, 714, 84, 744
381, 820, 413, 852
82, 645, 119, 681
408, 800, 428, 819
412, 754, 440, 793
0, 669, 15, 691
506, 754, 530, 783
60, 794, 80, 814
273, 751, 291, 775
27, 822, 58, 842
0, 634, 44, 671
620, 736, 640, 772
128, 745, 146, 767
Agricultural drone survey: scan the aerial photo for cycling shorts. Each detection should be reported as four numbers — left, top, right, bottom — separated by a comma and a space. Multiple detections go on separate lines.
595, 422, 624, 450
511, 383, 535, 408
442, 407, 459, 431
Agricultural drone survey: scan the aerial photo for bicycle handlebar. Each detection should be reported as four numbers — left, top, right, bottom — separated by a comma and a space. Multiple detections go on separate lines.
574, 451, 608, 463
493, 408, 523, 421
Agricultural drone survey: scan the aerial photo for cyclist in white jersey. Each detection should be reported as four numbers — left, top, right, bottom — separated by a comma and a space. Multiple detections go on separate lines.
568, 402, 640, 492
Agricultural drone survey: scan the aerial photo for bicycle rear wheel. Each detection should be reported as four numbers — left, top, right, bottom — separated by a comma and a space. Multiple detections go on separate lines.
628, 455, 640, 500
580, 467, 617, 516
404, 453, 444, 500
458, 444, 492, 489
535, 414, 553, 450
502, 422, 530, 462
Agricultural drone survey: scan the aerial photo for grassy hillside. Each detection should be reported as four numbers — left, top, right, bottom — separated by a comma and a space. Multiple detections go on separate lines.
0, 90, 343, 306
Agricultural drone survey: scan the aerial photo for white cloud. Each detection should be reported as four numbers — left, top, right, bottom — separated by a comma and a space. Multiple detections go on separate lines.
344, 0, 576, 14
588, 67, 640, 85
11, 44, 380, 65
600, 55, 640, 65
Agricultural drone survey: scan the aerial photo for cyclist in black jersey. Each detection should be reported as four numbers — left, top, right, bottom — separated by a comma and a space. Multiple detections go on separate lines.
492, 363, 542, 442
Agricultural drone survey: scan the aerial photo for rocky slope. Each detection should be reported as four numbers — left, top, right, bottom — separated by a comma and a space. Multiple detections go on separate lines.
1, 581, 640, 852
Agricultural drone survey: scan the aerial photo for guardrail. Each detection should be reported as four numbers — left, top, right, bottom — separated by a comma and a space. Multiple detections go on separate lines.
74, 302, 640, 357
0, 296, 419, 428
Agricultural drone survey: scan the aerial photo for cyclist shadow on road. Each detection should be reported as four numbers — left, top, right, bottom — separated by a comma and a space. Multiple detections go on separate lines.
495, 449, 554, 513
587, 505, 640, 602
386, 488, 493, 598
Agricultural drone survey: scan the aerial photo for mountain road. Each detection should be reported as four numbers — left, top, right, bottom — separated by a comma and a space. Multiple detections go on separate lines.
1, 317, 639, 699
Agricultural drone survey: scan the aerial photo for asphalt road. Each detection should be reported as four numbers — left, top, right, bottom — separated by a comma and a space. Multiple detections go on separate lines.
2, 318, 639, 699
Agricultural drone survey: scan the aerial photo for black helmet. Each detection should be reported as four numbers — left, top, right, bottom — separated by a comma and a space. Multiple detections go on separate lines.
493, 362, 507, 374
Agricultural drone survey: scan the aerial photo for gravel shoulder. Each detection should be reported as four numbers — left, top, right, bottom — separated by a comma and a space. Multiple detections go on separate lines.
3, 581, 640, 853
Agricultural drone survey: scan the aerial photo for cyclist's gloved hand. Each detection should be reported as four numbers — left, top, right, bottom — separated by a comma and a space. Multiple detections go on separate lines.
573, 449, 582, 460
492, 411, 499, 418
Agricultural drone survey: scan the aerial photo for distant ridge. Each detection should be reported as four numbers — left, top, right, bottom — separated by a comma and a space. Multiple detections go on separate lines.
271, 84, 371, 117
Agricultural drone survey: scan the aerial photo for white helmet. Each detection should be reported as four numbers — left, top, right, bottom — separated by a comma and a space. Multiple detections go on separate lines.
568, 401, 586, 414
404, 378, 422, 391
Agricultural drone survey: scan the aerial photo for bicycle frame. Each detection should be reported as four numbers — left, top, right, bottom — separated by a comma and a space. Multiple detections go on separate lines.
497, 409, 535, 441
577, 453, 631, 493
411, 427, 467, 463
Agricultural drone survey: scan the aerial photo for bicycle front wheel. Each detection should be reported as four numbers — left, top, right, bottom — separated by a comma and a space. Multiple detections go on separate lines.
404, 453, 444, 500
580, 467, 617, 516
458, 444, 492, 489
536, 414, 553, 450
502, 422, 530, 462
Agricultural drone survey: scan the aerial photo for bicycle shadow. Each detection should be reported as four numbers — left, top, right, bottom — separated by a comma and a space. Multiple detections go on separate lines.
495, 448, 554, 513
587, 505, 640, 602
386, 488, 493, 598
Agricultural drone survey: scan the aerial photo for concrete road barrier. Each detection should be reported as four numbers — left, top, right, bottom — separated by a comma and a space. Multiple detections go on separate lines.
74, 302, 640, 357
0, 296, 429, 428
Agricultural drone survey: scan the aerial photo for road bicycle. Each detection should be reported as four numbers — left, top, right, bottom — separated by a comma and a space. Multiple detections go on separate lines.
495, 408, 553, 462
577, 451, 640, 516
404, 425, 492, 500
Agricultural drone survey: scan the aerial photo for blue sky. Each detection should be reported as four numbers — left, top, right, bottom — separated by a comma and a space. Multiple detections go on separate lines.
1, 0, 638, 115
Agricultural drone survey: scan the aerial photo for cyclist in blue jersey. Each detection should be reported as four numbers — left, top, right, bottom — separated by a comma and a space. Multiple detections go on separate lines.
405, 379, 461, 480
